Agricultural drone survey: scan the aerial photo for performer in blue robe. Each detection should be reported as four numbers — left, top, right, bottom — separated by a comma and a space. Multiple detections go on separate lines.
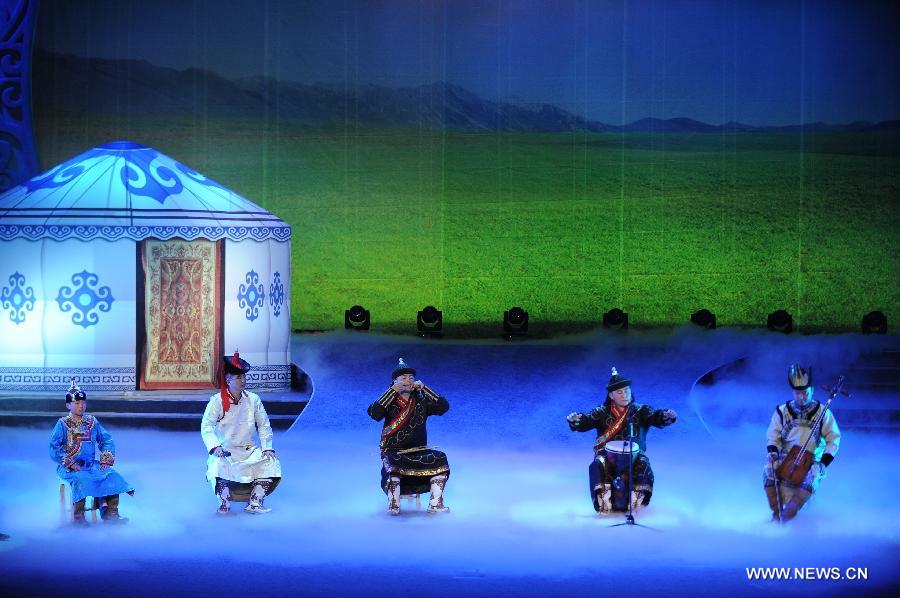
49, 380, 134, 524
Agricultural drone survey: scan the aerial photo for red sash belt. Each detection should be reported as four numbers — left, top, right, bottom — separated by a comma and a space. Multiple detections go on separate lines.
594, 404, 629, 450
381, 392, 416, 447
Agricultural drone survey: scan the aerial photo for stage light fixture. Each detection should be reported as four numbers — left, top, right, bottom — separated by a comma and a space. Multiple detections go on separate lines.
861, 310, 887, 334
417, 305, 443, 337
602, 308, 628, 330
690, 309, 717, 329
767, 309, 793, 334
503, 306, 529, 337
344, 305, 370, 331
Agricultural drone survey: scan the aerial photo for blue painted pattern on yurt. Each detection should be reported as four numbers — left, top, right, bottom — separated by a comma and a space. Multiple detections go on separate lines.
0, 141, 291, 242
0, 142, 292, 392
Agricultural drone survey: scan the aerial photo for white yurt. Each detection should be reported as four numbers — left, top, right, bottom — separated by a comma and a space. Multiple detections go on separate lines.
0, 141, 291, 392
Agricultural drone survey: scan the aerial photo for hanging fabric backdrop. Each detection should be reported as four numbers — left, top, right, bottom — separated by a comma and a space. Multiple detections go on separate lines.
141, 239, 222, 389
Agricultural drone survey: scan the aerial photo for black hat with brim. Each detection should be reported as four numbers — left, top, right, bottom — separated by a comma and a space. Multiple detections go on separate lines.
223, 354, 251, 375
65, 389, 86, 403
606, 367, 632, 392
392, 357, 416, 381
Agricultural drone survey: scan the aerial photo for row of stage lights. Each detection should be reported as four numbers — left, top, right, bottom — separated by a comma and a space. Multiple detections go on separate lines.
345, 305, 889, 336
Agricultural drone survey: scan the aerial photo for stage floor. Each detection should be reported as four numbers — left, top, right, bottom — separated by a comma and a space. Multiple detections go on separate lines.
1, 329, 898, 596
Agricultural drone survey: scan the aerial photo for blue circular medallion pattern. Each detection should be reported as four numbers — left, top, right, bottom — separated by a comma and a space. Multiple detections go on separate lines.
56, 271, 115, 328
269, 272, 285, 318
1, 272, 35, 324
238, 270, 266, 322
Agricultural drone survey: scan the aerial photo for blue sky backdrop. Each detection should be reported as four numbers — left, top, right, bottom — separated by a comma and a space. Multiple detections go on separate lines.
37, 0, 900, 126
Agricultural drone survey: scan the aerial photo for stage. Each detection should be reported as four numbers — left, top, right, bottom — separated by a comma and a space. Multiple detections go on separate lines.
0, 329, 897, 596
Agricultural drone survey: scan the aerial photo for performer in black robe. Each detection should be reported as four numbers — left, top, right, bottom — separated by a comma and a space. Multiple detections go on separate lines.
567, 367, 677, 514
367, 358, 450, 515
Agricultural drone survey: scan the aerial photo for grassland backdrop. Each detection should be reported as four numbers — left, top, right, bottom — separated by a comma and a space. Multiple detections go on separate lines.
34, 114, 899, 335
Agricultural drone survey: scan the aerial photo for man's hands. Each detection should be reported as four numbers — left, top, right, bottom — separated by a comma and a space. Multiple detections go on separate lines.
392, 379, 425, 394
567, 412, 584, 427
212, 446, 270, 458
662, 409, 677, 425
68, 462, 82, 471
99, 451, 115, 471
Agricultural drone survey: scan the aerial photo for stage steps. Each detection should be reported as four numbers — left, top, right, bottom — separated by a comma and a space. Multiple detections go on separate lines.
0, 367, 312, 430
693, 349, 900, 430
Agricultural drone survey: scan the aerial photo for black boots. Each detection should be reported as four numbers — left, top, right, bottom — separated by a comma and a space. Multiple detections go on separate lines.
72, 499, 89, 526
100, 494, 128, 523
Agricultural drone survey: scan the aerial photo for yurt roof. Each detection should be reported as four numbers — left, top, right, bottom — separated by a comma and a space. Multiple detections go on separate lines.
0, 141, 291, 242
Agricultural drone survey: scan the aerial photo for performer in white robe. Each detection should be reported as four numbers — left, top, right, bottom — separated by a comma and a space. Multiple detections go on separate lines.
201, 351, 282, 514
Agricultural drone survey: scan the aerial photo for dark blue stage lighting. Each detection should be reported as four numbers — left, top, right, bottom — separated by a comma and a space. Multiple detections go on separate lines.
344, 305, 370, 330
767, 309, 793, 334
602, 308, 628, 330
503, 306, 529, 337
417, 305, 443, 336
861, 310, 887, 334
690, 309, 717, 329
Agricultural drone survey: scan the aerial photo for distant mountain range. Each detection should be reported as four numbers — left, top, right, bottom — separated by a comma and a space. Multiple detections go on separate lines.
33, 50, 900, 133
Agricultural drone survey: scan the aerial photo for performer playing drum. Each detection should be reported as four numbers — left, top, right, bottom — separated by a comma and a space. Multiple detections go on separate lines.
567, 367, 677, 514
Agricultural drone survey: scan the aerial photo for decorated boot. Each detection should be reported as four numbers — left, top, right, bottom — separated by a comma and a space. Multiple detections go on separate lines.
387, 476, 401, 516
215, 479, 231, 515
597, 484, 612, 515
245, 479, 273, 514
630, 490, 646, 512
427, 474, 450, 514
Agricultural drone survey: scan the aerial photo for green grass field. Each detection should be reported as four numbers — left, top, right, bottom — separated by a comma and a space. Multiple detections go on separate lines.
35, 115, 900, 335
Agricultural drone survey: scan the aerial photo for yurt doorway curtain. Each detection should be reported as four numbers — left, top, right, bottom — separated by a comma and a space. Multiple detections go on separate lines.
138, 239, 223, 390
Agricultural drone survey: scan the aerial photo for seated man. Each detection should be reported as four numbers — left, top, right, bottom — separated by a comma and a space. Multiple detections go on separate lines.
49, 380, 134, 525
201, 351, 282, 515
367, 358, 450, 515
764, 363, 841, 522
567, 367, 677, 514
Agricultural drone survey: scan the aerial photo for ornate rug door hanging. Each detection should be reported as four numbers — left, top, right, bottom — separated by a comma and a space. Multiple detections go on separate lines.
141, 239, 221, 389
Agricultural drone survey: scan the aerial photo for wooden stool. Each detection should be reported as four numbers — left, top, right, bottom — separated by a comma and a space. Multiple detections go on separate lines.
400, 493, 422, 509
59, 482, 99, 523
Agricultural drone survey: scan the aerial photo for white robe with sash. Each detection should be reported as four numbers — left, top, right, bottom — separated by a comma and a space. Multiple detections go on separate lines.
201, 390, 282, 486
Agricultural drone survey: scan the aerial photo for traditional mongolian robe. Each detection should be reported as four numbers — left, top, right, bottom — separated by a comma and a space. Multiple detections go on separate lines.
49, 414, 133, 504
367, 386, 450, 496
764, 399, 841, 493
569, 399, 673, 510
201, 390, 282, 497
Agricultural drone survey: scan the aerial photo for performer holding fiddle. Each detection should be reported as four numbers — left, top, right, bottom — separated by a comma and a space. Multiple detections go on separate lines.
764, 363, 842, 522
